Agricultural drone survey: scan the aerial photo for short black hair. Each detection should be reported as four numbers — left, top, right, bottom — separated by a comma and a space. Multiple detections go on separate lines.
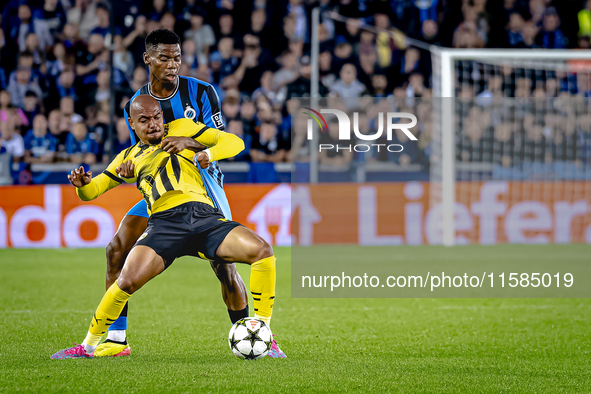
145, 29, 181, 52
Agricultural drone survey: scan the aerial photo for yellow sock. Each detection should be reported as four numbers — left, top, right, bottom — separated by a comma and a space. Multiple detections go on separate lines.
83, 282, 132, 347
250, 255, 276, 328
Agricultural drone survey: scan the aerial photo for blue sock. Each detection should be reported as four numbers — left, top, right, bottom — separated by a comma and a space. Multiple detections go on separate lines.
108, 302, 128, 331
109, 316, 127, 331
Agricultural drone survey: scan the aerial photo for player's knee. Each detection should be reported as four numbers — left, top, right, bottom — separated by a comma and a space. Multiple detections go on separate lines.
244, 237, 273, 263
116, 275, 139, 294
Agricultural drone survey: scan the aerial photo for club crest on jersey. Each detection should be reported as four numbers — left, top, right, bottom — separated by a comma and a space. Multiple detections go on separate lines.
211, 112, 224, 129
184, 104, 196, 120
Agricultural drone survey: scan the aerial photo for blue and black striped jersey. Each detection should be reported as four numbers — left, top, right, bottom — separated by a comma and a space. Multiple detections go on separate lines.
123, 76, 233, 219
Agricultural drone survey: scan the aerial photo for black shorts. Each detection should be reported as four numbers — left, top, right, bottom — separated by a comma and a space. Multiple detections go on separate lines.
135, 201, 241, 266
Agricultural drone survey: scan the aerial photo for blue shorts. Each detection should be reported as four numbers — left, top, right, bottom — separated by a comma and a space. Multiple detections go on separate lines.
127, 200, 149, 218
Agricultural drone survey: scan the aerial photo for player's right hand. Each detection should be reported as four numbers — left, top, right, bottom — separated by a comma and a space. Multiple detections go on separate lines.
68, 166, 92, 188
194, 151, 210, 169
116, 161, 135, 179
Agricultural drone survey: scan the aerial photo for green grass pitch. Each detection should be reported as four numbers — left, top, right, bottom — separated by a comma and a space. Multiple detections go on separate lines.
0, 246, 590, 393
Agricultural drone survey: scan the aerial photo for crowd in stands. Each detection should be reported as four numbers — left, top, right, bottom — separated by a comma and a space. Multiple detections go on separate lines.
0, 0, 591, 184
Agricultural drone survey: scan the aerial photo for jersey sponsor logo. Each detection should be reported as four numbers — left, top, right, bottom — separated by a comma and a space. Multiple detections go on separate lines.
184, 104, 196, 120
211, 112, 224, 129
138, 230, 149, 241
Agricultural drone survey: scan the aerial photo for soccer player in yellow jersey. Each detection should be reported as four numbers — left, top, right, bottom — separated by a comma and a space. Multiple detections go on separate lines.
51, 95, 282, 359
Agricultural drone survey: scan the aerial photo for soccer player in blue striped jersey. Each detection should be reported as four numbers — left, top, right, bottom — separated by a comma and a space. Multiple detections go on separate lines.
94, 29, 285, 358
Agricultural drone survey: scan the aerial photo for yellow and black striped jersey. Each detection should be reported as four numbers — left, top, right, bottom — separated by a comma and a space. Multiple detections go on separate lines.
76, 118, 244, 216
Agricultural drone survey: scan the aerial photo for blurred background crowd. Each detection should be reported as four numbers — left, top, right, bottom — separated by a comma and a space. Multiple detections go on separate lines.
0, 0, 590, 184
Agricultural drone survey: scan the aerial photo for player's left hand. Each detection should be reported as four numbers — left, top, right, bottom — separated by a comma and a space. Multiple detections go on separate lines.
68, 166, 92, 187
194, 151, 210, 169
160, 137, 206, 154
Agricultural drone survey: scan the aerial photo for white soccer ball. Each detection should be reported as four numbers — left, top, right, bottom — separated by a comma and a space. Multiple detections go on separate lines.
228, 317, 272, 360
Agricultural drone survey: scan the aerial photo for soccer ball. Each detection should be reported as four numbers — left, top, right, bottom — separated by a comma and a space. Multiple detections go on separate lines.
228, 317, 272, 360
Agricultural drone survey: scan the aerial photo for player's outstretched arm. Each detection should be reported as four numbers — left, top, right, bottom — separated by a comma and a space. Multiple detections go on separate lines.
72, 150, 136, 201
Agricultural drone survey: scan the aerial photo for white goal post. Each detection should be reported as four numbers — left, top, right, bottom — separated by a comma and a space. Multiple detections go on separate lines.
432, 48, 591, 246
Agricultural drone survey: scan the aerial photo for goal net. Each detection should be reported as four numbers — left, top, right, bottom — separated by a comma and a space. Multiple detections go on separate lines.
430, 49, 591, 245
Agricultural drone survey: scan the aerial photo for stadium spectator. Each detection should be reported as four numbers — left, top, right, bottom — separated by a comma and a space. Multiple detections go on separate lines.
579, 0, 591, 37
7, 66, 43, 109
421, 19, 440, 45
65, 121, 98, 165
84, 104, 108, 157
371, 73, 388, 97
122, 15, 148, 66
231, 35, 269, 95
109, 117, 132, 157
9, 51, 43, 87
217, 11, 237, 42
6, 4, 45, 52
318, 46, 336, 88
75, 33, 108, 79
46, 42, 67, 78
32, 0, 67, 45
507, 12, 525, 47
67, 0, 100, 40
250, 120, 289, 163
226, 119, 251, 162
536, 7, 567, 49
184, 9, 216, 65
520, 20, 539, 49
60, 96, 82, 125
222, 89, 240, 122
160, 13, 176, 37
22, 90, 40, 126
90, 3, 120, 37
47, 109, 67, 155
48, 67, 77, 110
240, 98, 257, 137
272, 50, 298, 92
332, 40, 354, 72
83, 68, 111, 114
181, 39, 200, 72
374, 13, 394, 68
130, 66, 149, 93
0, 113, 25, 162
61, 22, 87, 56
24, 114, 57, 164
252, 71, 275, 103
23, 33, 45, 67
0, 91, 28, 125
286, 55, 329, 99
330, 63, 367, 98
212, 37, 239, 84
113, 35, 135, 80
142, 0, 167, 21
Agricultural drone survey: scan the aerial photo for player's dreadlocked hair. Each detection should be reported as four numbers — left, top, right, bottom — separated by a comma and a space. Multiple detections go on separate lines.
145, 29, 181, 52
